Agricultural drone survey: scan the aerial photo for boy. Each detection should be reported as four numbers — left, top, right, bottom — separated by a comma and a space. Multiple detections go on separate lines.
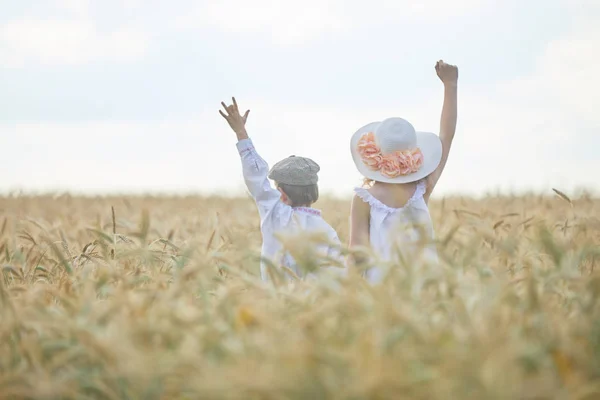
219, 97, 342, 282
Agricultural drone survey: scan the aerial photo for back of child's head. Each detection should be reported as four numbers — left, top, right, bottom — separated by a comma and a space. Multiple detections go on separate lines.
269, 155, 320, 206
276, 182, 319, 206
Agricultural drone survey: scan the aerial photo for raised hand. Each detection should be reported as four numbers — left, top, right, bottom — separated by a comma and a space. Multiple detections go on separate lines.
219, 97, 250, 140
425, 60, 458, 202
435, 60, 458, 86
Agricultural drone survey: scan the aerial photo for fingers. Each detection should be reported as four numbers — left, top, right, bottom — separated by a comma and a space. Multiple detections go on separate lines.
436, 60, 458, 70
243, 109, 250, 123
221, 101, 230, 115
219, 97, 245, 120
435, 60, 458, 75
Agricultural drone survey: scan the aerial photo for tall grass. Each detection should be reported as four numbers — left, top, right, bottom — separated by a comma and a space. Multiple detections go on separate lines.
1, 192, 599, 399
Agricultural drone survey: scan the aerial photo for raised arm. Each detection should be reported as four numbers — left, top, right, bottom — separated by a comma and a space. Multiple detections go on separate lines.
425, 60, 458, 202
219, 97, 283, 217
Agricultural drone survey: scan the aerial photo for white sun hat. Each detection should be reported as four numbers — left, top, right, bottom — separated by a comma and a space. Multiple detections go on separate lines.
350, 117, 443, 184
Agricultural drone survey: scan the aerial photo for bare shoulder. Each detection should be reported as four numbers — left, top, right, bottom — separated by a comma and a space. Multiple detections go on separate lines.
352, 192, 368, 207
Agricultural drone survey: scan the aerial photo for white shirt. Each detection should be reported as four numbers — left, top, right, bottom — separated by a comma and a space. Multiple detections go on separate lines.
237, 138, 342, 282
354, 180, 439, 284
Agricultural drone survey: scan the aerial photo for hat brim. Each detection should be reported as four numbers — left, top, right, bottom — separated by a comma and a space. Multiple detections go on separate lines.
350, 121, 443, 184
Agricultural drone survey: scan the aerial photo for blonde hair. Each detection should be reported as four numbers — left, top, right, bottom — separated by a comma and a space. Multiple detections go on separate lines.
362, 178, 375, 188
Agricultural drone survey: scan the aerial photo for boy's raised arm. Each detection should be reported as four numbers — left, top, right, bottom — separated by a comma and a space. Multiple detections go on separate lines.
220, 98, 282, 216
425, 60, 458, 202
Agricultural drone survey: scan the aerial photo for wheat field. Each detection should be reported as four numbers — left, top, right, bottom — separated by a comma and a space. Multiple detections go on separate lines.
1, 191, 599, 399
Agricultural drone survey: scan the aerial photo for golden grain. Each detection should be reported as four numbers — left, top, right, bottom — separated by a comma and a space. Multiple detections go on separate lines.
553, 188, 573, 206
0, 192, 599, 399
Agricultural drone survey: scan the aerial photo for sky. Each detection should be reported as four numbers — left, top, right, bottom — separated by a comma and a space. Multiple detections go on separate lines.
0, 0, 598, 198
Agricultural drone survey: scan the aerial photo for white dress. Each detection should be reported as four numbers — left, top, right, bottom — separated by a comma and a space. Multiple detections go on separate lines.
354, 180, 439, 284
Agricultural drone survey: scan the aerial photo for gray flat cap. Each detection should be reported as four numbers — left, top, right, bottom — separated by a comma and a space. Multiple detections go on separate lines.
268, 155, 320, 186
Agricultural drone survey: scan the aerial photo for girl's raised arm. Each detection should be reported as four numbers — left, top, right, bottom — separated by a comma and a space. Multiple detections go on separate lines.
425, 61, 458, 202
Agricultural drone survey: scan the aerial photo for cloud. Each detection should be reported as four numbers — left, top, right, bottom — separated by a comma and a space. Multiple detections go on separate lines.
453, 5, 600, 194
350, 0, 494, 18
0, 0, 597, 197
176, 0, 494, 45
495, 1, 600, 139
0, 17, 148, 67
175, 0, 346, 45
536, 29, 598, 123
55, 0, 91, 16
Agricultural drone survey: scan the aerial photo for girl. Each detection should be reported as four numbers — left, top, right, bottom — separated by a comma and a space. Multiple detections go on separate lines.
348, 60, 458, 283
